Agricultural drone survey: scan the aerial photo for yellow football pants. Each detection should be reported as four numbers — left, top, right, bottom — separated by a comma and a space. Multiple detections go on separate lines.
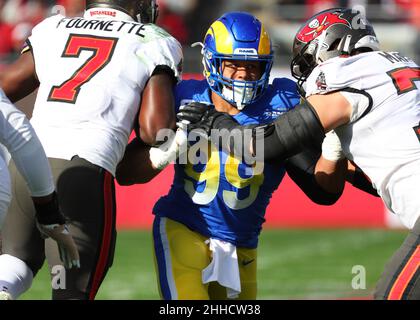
152, 216, 257, 300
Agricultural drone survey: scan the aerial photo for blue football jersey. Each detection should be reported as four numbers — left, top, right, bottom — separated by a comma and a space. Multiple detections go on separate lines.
153, 78, 300, 248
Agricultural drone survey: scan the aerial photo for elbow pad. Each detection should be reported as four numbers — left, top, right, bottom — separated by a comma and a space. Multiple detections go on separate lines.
257, 99, 325, 161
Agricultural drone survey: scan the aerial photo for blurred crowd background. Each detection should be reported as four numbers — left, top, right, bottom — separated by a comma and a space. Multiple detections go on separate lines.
0, 0, 419, 74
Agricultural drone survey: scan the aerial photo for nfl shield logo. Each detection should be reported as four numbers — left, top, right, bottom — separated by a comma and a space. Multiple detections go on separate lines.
316, 71, 327, 91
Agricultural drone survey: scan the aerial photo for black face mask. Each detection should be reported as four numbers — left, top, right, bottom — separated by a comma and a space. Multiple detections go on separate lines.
290, 42, 317, 95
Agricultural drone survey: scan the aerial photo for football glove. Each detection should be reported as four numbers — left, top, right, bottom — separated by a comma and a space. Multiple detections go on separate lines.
321, 130, 345, 161
149, 128, 188, 170
34, 192, 80, 269
176, 102, 237, 136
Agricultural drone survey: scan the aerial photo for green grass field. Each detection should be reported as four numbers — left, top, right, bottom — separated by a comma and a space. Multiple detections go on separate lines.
21, 228, 406, 300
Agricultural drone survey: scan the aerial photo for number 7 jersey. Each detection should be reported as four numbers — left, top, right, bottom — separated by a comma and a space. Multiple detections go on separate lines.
25, 13, 182, 176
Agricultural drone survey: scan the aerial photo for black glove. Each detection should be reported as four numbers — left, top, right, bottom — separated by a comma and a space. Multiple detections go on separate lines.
176, 102, 239, 136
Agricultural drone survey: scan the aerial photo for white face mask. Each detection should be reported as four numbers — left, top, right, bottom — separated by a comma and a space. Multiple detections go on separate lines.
221, 82, 255, 110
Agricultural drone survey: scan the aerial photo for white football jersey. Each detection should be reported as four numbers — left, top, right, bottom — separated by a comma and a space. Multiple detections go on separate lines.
27, 11, 183, 176
306, 51, 420, 229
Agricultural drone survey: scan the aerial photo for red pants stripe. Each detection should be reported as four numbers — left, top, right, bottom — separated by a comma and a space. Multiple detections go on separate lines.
387, 245, 420, 300
89, 171, 114, 300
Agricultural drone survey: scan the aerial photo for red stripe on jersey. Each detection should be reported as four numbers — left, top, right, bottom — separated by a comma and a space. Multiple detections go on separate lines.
89, 171, 114, 300
387, 245, 420, 300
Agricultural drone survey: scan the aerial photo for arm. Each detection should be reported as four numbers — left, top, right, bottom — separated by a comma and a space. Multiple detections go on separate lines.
0, 96, 54, 198
0, 98, 79, 268
286, 128, 379, 205
117, 127, 188, 185
116, 137, 162, 185
313, 130, 347, 195
287, 135, 378, 207
285, 147, 345, 205
137, 67, 177, 146
313, 157, 347, 195
284, 131, 347, 205
0, 50, 39, 103
177, 92, 351, 161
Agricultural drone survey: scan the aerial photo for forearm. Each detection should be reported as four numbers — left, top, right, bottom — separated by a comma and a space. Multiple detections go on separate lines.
116, 137, 162, 185
314, 156, 347, 195
139, 115, 176, 146
211, 100, 325, 162
285, 148, 342, 205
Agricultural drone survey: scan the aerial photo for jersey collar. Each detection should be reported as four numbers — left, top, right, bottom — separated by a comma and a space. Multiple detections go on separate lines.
84, 8, 135, 22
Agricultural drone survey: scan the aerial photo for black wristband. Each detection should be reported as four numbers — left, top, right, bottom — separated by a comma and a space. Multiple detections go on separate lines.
34, 192, 66, 225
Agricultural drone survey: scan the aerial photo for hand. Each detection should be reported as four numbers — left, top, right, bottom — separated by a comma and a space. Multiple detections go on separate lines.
37, 223, 80, 269
33, 192, 80, 269
149, 128, 188, 170
321, 130, 345, 161
176, 102, 229, 135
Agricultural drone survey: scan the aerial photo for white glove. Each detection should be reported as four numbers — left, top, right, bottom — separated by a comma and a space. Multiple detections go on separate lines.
34, 192, 80, 269
37, 223, 80, 269
321, 130, 344, 161
149, 129, 188, 170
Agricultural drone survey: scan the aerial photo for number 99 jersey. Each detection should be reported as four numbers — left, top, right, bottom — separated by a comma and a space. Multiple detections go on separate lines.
24, 13, 183, 176
153, 78, 300, 248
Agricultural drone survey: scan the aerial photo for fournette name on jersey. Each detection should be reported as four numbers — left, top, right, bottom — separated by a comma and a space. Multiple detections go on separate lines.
56, 17, 147, 36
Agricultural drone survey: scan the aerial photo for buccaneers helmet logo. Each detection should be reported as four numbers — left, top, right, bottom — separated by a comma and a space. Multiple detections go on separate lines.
297, 12, 351, 43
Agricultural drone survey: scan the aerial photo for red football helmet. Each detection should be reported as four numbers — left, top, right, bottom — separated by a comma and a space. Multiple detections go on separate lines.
290, 8, 380, 86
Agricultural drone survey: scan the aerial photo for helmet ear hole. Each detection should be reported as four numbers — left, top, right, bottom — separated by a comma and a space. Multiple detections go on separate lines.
328, 39, 341, 52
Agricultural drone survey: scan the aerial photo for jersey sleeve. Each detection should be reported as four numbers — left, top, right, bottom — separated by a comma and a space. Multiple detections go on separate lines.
135, 26, 183, 82
174, 80, 209, 112
174, 80, 190, 112
25, 14, 65, 81
0, 89, 55, 197
305, 57, 371, 123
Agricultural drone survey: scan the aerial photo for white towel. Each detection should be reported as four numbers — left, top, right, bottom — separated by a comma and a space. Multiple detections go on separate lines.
202, 238, 241, 299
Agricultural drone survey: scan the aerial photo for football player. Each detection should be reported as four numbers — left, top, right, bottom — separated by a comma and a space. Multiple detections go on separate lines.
0, 0, 182, 300
0, 89, 79, 300
116, 12, 377, 299
178, 8, 420, 300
